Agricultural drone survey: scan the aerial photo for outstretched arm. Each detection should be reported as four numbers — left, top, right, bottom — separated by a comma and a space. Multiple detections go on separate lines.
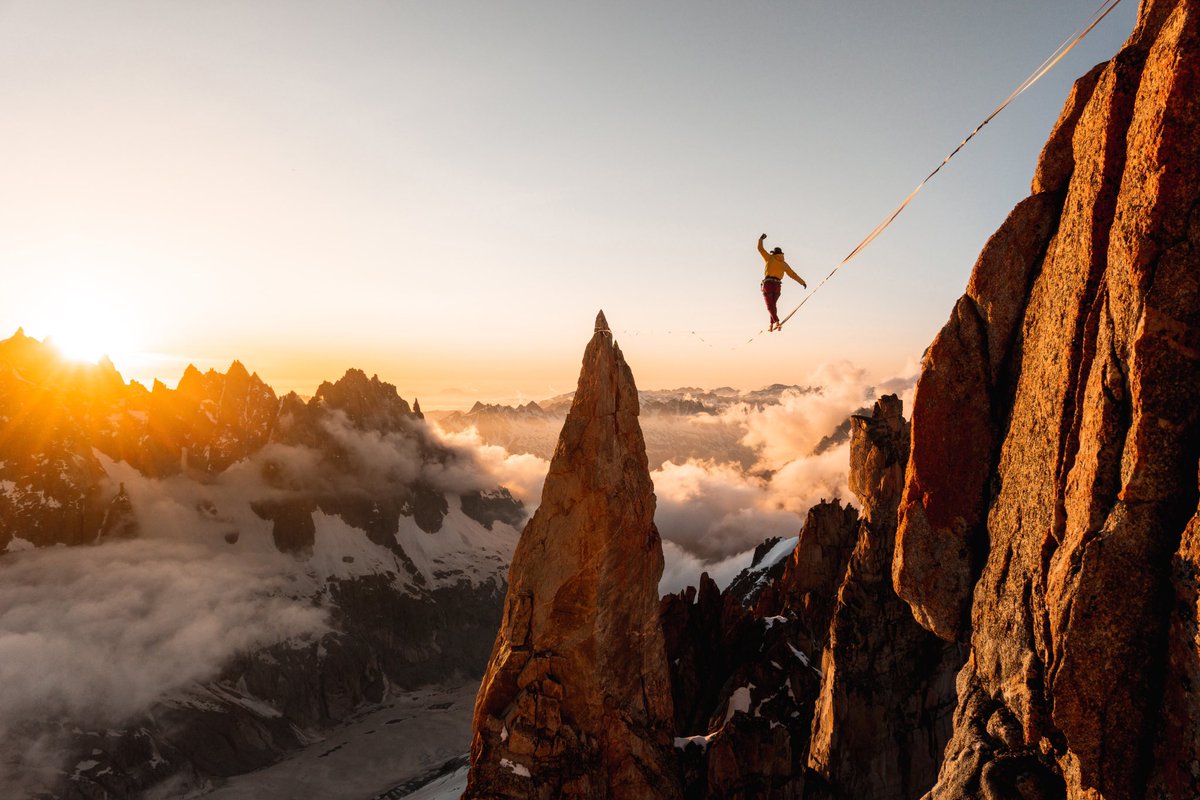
784, 264, 807, 288
758, 233, 769, 259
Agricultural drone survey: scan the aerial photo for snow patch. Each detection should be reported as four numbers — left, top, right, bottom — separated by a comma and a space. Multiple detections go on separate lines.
755, 536, 799, 572
500, 757, 531, 778
788, 643, 821, 675
307, 511, 408, 583
5, 535, 35, 553
723, 684, 754, 724
400, 764, 469, 800
393, 497, 519, 589
674, 733, 715, 752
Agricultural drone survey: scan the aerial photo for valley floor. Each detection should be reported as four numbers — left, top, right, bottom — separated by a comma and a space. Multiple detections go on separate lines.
193, 681, 477, 800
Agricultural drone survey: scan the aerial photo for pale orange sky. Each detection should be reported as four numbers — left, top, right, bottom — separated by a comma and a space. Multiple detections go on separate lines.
0, 1, 1137, 408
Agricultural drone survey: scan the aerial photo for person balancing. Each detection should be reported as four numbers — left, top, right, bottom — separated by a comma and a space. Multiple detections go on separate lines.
758, 233, 807, 332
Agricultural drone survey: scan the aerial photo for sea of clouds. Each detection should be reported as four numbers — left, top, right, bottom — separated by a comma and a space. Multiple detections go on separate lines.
435, 360, 918, 594
0, 408, 518, 794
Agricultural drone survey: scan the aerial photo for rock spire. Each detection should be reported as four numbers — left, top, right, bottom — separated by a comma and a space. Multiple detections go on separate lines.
807, 396, 963, 799
463, 313, 681, 799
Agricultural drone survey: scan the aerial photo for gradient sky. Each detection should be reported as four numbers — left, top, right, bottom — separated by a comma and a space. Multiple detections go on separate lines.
0, 0, 1139, 407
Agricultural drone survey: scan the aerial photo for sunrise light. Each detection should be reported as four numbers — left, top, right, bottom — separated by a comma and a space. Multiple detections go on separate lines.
38, 288, 139, 368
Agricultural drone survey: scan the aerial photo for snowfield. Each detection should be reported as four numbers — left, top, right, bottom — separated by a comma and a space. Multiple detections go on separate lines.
197, 681, 477, 800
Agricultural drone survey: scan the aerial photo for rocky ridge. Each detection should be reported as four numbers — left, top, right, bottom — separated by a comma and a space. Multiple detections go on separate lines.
807, 397, 963, 799
661, 397, 958, 800
0, 331, 524, 799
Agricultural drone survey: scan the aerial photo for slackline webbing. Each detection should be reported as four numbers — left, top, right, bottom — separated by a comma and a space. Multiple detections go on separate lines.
754, 0, 1129, 341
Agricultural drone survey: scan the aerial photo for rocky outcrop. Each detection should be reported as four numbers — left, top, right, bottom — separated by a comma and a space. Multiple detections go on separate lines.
896, 1, 1200, 796
662, 402, 943, 800
808, 396, 964, 799
310, 367, 414, 432
0, 340, 116, 550
674, 616, 823, 800
724, 536, 794, 608
757, 500, 860, 642
661, 573, 761, 738
171, 360, 279, 473
464, 312, 681, 799
663, 572, 823, 800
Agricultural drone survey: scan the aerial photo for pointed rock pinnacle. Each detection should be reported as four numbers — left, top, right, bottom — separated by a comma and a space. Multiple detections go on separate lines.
463, 310, 680, 799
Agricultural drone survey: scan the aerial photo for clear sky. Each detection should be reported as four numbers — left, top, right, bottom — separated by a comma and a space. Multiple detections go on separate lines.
0, 0, 1139, 407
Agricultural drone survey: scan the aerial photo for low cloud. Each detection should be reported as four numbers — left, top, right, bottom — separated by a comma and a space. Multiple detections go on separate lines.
431, 360, 918, 596
0, 539, 327, 793
0, 541, 325, 725
651, 460, 805, 562
734, 363, 870, 470
432, 426, 551, 506
256, 411, 505, 499
0, 410, 527, 793
659, 540, 756, 597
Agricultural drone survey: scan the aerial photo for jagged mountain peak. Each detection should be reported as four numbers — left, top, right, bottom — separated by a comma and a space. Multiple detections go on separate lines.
465, 315, 679, 798
226, 359, 250, 380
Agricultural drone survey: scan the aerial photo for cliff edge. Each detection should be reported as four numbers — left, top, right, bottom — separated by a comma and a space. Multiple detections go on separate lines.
895, 1, 1200, 796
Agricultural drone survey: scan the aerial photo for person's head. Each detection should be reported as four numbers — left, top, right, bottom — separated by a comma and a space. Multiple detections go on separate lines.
771, 247, 784, 255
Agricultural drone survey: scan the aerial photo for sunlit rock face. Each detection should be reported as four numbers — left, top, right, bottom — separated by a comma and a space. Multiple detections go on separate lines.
0, 330, 120, 550
756, 499, 860, 644
895, 1, 1200, 796
464, 312, 682, 800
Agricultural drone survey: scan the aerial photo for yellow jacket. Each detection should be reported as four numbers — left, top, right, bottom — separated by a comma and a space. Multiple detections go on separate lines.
758, 239, 806, 285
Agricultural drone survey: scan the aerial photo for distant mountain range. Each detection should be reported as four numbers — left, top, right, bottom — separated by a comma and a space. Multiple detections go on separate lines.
432, 384, 835, 470
0, 329, 524, 799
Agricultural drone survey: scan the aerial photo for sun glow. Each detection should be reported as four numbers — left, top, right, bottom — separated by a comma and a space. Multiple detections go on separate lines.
38, 288, 140, 368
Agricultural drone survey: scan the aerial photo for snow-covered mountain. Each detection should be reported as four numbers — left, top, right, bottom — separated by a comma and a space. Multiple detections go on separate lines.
0, 330, 523, 799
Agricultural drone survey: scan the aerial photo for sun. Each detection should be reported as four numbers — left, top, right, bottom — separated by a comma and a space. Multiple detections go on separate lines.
40, 292, 139, 367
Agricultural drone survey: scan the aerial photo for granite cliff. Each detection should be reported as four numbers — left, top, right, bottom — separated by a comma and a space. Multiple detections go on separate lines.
895, 0, 1200, 796
464, 8, 1200, 788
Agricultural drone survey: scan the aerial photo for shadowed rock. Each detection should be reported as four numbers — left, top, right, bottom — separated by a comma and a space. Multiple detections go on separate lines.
808, 396, 964, 799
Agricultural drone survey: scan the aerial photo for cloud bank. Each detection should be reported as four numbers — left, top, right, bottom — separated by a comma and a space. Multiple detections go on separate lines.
0, 539, 328, 793
0, 541, 326, 726
0, 410, 523, 793
432, 360, 918, 595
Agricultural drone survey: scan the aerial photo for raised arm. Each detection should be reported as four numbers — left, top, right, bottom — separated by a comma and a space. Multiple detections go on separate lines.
758, 233, 769, 259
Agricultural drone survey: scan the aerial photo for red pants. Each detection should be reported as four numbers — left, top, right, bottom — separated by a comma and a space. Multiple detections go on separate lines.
762, 279, 782, 325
